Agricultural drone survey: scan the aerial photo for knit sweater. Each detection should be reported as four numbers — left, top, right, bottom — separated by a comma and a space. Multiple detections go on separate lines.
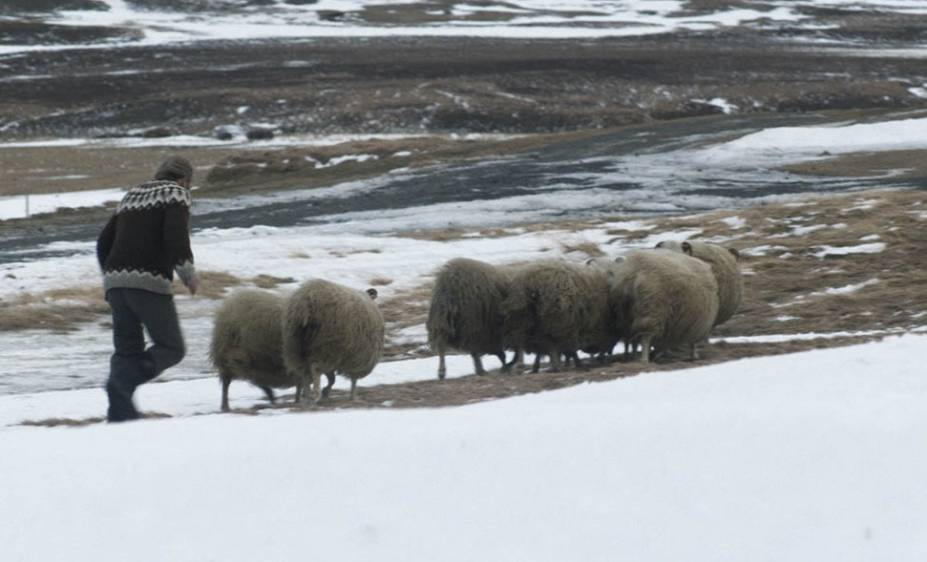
96, 180, 197, 295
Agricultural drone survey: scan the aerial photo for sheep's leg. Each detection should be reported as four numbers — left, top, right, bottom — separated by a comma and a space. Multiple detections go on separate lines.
640, 336, 652, 363
549, 349, 562, 373
531, 354, 541, 374
570, 352, 584, 370
220, 373, 232, 413
321, 372, 335, 398
495, 351, 507, 371
260, 385, 276, 404
310, 366, 322, 404
437, 344, 447, 380
504, 349, 524, 371
689, 343, 699, 361
471, 353, 487, 376
349, 378, 358, 401
294, 379, 302, 404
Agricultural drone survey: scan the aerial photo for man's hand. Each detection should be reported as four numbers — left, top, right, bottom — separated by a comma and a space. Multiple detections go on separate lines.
187, 276, 199, 296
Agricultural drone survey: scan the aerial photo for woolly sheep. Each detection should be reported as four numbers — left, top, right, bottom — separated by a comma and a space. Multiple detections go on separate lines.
210, 289, 336, 412
282, 279, 385, 404
426, 258, 518, 379
610, 249, 719, 362
503, 260, 614, 372
655, 240, 743, 326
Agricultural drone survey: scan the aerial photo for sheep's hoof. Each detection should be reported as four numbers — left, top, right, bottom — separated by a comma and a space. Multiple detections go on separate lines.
437, 370, 446, 380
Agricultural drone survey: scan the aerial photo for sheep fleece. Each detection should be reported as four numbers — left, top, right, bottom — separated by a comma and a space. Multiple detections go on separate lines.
210, 289, 293, 388
612, 250, 719, 350
282, 279, 385, 379
427, 257, 512, 355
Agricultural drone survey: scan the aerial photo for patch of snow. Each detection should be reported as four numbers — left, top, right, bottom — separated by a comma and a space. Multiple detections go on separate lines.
818, 278, 880, 296
694, 97, 739, 114
0, 188, 123, 221
719, 216, 747, 229
812, 243, 887, 258
741, 244, 789, 256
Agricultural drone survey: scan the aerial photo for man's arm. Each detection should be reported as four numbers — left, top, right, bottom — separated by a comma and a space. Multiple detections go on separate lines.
96, 214, 117, 270
163, 203, 198, 294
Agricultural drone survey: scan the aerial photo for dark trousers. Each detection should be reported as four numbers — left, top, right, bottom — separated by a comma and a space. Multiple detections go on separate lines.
105, 288, 186, 421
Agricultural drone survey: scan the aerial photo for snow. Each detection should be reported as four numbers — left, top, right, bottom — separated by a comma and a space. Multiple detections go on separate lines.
820, 278, 880, 295
741, 244, 789, 256
0, 132, 515, 151
812, 242, 887, 258
0, 0, 809, 55
0, 187, 123, 220
1, 335, 926, 562
698, 117, 927, 167
718, 215, 746, 229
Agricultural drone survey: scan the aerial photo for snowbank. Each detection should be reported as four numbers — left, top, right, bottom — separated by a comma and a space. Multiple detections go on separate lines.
1, 334, 925, 562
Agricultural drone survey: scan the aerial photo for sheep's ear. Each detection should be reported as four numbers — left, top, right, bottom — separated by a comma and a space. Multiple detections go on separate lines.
585, 258, 596, 266
366, 288, 378, 300
655, 241, 665, 249
728, 247, 741, 261
682, 241, 693, 256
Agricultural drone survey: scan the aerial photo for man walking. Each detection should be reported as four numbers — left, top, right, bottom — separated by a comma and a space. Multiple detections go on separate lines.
96, 156, 199, 422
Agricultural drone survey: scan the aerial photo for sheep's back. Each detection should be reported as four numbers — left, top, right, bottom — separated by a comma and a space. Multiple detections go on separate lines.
619, 250, 719, 348
426, 258, 510, 354
283, 279, 385, 379
506, 260, 586, 352
210, 290, 291, 387
688, 242, 743, 326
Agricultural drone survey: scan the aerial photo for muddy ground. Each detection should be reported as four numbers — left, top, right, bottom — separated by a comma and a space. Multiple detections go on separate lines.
3, 19, 927, 142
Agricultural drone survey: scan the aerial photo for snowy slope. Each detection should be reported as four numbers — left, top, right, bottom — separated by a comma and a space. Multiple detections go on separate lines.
1, 335, 925, 562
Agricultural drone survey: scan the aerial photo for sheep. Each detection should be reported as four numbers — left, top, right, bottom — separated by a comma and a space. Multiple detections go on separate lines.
282, 279, 384, 404
655, 240, 743, 326
503, 260, 614, 373
426, 257, 518, 379
609, 249, 719, 362
210, 289, 337, 412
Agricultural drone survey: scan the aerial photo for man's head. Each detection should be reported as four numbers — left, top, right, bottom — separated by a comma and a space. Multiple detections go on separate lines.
154, 156, 194, 188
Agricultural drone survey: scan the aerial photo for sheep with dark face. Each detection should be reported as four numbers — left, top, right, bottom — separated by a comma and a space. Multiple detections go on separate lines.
655, 240, 743, 326
610, 249, 719, 362
503, 260, 614, 373
282, 279, 384, 404
427, 258, 518, 379
210, 289, 337, 412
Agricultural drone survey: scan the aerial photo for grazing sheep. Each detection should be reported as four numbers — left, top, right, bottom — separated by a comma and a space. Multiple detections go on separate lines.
210, 289, 335, 412
610, 249, 719, 362
655, 240, 743, 326
503, 260, 613, 372
282, 279, 384, 404
427, 258, 516, 379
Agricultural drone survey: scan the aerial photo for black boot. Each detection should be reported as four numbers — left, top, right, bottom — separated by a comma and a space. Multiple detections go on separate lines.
105, 377, 140, 422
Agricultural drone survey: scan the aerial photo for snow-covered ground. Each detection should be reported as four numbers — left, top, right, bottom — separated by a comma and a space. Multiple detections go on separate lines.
0, 0, 810, 55
1, 335, 925, 561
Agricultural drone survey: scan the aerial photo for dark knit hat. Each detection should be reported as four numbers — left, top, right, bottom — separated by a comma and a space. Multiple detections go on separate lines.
154, 155, 194, 183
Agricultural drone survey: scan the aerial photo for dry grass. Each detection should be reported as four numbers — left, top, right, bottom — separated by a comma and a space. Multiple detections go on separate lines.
252, 274, 296, 289
0, 286, 107, 332
560, 240, 605, 258
780, 149, 927, 179
369, 277, 394, 286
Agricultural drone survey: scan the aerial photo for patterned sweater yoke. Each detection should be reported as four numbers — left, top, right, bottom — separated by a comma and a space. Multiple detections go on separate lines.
97, 180, 197, 296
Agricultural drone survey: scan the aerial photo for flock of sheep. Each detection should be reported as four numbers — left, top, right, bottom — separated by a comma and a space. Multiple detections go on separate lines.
210, 239, 742, 410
